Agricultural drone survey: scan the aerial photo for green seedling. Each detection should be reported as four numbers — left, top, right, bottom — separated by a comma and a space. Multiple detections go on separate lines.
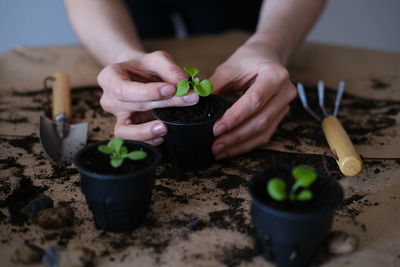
98, 138, 147, 168
267, 166, 317, 202
176, 66, 213, 97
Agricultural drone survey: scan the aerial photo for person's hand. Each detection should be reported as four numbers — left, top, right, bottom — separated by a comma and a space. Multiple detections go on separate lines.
210, 42, 297, 160
97, 50, 199, 145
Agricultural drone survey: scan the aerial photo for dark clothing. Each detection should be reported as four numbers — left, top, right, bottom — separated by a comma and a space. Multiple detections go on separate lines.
124, 0, 263, 39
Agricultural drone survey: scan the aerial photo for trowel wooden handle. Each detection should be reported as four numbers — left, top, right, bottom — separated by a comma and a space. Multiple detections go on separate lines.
322, 116, 363, 176
52, 72, 71, 119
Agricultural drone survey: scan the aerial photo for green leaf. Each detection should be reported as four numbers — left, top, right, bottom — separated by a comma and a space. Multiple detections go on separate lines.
194, 77, 200, 83
194, 83, 211, 97
176, 80, 190, 97
111, 158, 124, 168
98, 145, 113, 154
199, 79, 213, 96
127, 151, 147, 160
183, 66, 199, 77
107, 138, 124, 153
120, 146, 128, 157
292, 166, 317, 188
296, 189, 313, 201
267, 178, 286, 201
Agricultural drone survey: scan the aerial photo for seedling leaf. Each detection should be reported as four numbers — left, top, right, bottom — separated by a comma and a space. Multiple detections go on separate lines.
194, 77, 200, 83
184, 66, 199, 76
297, 189, 313, 201
199, 79, 213, 96
292, 166, 317, 188
108, 138, 123, 153
127, 151, 147, 160
120, 146, 128, 158
176, 80, 190, 97
111, 158, 124, 168
98, 138, 148, 168
194, 83, 210, 97
267, 178, 286, 201
98, 145, 113, 154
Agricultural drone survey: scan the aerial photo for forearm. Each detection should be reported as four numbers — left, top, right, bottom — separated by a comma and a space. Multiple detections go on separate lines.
64, 0, 145, 65
248, 0, 326, 65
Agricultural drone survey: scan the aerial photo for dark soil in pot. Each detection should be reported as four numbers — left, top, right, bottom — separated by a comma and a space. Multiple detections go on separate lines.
74, 140, 161, 233
155, 94, 226, 123
154, 95, 228, 172
248, 168, 343, 267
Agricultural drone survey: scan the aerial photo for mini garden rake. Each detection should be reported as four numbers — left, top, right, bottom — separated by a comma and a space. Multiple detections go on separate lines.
296, 81, 363, 176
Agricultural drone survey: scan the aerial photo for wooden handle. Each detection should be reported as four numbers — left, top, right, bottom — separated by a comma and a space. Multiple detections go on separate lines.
322, 116, 363, 176
52, 72, 71, 119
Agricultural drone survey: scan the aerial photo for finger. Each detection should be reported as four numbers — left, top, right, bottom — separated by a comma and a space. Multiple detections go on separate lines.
209, 65, 234, 95
121, 92, 199, 111
212, 100, 289, 155
114, 114, 168, 142
214, 106, 288, 160
99, 64, 178, 102
143, 50, 188, 84
143, 137, 164, 146
213, 69, 285, 136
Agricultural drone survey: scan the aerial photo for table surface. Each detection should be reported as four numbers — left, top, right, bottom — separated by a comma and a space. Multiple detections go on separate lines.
0, 32, 399, 267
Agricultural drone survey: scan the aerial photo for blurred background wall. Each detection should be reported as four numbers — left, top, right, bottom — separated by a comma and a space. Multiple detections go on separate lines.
0, 0, 399, 53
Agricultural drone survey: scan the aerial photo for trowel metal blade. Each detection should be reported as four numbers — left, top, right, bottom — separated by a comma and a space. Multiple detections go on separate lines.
39, 116, 88, 166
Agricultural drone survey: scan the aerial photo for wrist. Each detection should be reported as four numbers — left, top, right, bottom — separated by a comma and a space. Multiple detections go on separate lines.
110, 47, 146, 64
246, 32, 291, 65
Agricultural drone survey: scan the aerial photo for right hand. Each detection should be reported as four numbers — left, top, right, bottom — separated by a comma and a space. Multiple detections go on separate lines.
97, 50, 199, 145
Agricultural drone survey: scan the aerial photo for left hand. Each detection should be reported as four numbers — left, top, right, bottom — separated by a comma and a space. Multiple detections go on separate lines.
210, 41, 297, 160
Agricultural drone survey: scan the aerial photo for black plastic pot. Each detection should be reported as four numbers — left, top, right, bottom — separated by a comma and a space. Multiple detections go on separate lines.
154, 94, 227, 172
74, 140, 161, 232
248, 168, 343, 267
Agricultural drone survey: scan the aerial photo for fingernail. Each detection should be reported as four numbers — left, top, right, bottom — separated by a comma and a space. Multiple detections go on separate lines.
215, 153, 227, 161
152, 123, 167, 136
183, 93, 198, 103
213, 143, 225, 154
152, 137, 163, 144
214, 123, 227, 136
160, 85, 176, 97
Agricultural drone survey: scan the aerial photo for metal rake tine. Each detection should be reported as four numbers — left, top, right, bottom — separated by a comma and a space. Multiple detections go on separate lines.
317, 80, 328, 117
296, 83, 321, 122
333, 81, 345, 117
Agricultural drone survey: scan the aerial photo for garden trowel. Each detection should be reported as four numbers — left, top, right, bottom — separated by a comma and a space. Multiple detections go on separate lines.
39, 72, 88, 166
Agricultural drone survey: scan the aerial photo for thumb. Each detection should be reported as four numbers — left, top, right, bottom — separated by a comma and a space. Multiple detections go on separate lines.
210, 66, 233, 95
144, 51, 187, 84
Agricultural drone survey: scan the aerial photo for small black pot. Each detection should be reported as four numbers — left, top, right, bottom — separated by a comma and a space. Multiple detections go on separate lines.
74, 140, 161, 232
248, 168, 343, 267
154, 94, 228, 172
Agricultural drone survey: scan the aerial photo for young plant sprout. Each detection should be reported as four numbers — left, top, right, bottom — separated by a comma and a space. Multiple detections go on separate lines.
267, 166, 318, 202
98, 138, 147, 168
176, 66, 213, 97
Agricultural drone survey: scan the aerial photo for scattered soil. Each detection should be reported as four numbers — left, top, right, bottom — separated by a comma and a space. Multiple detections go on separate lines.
337, 189, 379, 232
342, 194, 365, 207
0, 177, 47, 226
370, 78, 390, 89
216, 174, 247, 191
154, 95, 227, 124
154, 184, 189, 204
221, 245, 259, 267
